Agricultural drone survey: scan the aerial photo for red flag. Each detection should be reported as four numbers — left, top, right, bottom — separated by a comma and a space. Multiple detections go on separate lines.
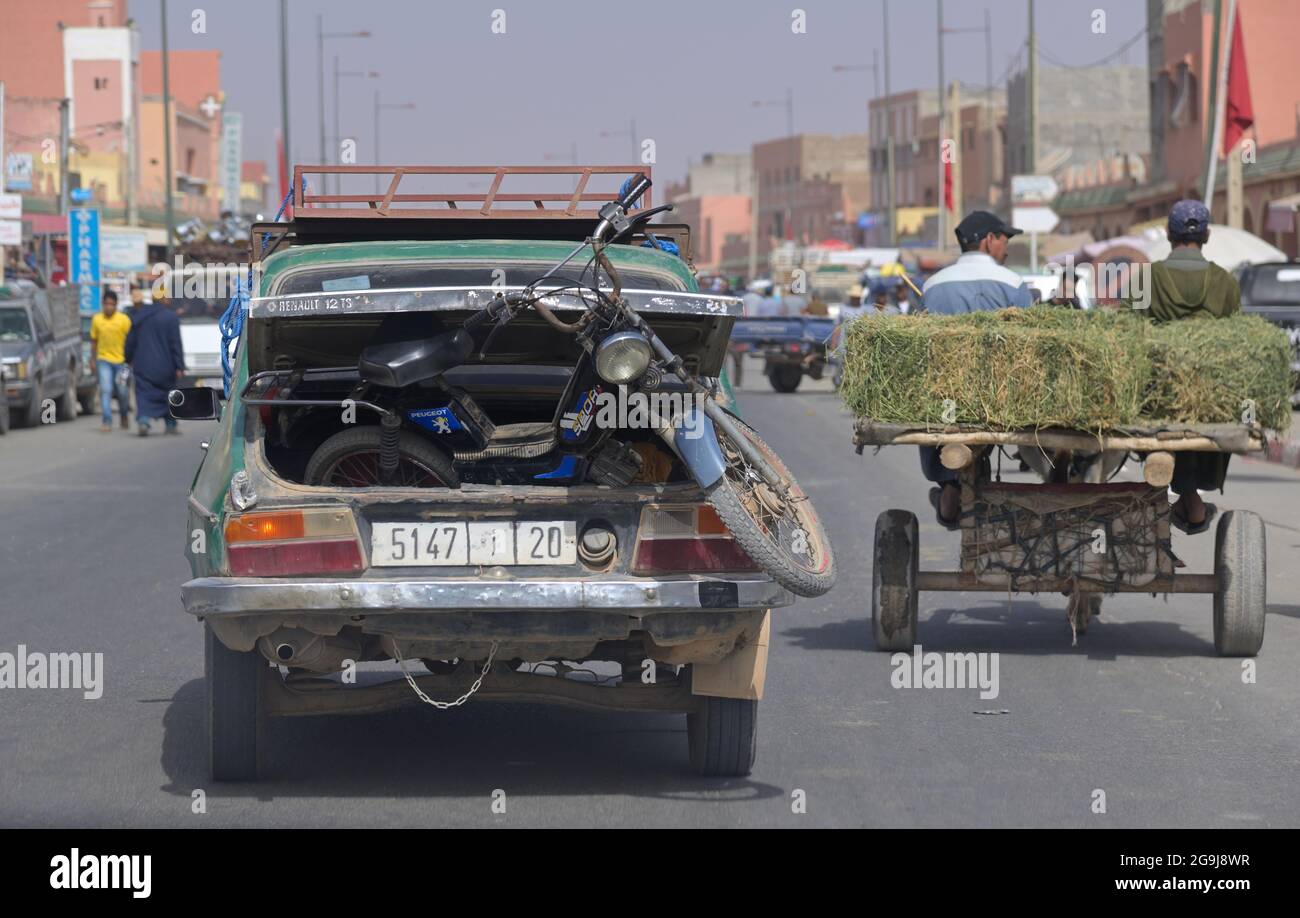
943, 158, 954, 212
1222, 5, 1254, 155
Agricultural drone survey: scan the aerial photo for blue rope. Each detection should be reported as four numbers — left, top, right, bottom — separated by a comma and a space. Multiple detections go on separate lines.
219, 181, 302, 395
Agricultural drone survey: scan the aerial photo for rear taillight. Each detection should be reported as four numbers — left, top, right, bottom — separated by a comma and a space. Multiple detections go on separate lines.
631, 504, 759, 574
224, 508, 364, 576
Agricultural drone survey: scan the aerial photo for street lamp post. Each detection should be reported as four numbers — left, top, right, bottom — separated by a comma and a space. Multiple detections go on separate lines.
316, 22, 371, 193
333, 58, 379, 196
753, 89, 795, 245
832, 59, 879, 245
373, 93, 416, 194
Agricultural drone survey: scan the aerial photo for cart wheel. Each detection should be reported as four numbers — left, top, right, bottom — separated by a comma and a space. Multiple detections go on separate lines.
687, 695, 757, 777
1213, 510, 1266, 657
872, 510, 919, 652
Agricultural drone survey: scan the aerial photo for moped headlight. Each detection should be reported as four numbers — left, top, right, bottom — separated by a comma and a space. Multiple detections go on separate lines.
594, 331, 652, 385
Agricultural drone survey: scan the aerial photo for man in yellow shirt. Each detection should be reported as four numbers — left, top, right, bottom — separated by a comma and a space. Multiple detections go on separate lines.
90, 289, 132, 431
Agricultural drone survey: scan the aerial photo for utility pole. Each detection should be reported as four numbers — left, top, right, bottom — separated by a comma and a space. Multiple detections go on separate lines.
1027, 0, 1038, 175
883, 0, 896, 246
160, 0, 174, 260
937, 0, 946, 252
279, 0, 291, 207
317, 15, 326, 179
58, 99, 70, 216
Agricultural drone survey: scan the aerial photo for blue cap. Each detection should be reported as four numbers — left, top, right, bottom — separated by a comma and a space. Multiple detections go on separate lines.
1168, 199, 1211, 239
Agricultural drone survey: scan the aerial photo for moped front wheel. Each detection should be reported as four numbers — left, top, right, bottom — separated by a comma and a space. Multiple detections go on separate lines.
705, 417, 835, 598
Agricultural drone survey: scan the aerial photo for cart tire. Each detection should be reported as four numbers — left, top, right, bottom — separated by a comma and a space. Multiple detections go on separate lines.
687, 694, 757, 777
767, 364, 802, 393
872, 509, 919, 652
206, 624, 265, 781
1213, 510, 1266, 657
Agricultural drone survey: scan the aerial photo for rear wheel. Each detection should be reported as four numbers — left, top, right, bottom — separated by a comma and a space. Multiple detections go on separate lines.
304, 427, 459, 487
872, 510, 919, 651
767, 364, 802, 393
57, 366, 79, 421
705, 416, 835, 597
15, 378, 42, 428
1213, 510, 1266, 657
206, 624, 265, 782
687, 694, 757, 777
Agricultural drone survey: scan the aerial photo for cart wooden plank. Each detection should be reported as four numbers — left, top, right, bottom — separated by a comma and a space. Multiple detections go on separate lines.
852, 420, 1265, 453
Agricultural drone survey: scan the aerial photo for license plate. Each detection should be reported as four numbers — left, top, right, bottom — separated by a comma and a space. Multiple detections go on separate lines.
370, 521, 577, 567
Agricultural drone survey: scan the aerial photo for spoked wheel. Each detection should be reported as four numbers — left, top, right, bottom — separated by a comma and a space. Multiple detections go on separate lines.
705, 416, 835, 597
304, 428, 460, 488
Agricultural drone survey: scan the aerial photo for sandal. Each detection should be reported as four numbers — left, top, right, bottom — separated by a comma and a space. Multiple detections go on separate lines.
929, 485, 961, 532
1170, 501, 1217, 535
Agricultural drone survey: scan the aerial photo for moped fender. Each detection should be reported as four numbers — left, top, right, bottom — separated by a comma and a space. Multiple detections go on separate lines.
656, 403, 725, 489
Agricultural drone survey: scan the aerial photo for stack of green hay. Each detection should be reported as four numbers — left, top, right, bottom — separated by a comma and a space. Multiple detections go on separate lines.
840, 308, 1293, 432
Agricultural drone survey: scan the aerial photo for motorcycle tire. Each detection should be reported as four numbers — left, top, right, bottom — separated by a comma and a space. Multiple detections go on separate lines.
704, 416, 835, 598
304, 427, 460, 488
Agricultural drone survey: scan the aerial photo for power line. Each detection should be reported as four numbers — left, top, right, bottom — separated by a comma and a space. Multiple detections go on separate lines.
1038, 26, 1147, 70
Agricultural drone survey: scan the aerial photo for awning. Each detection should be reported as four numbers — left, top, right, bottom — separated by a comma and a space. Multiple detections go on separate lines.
1265, 192, 1300, 234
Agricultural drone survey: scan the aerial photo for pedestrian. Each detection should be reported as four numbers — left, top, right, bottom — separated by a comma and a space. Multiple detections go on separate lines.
918, 211, 1034, 528
869, 279, 901, 315
1128, 199, 1241, 534
90, 289, 132, 432
125, 273, 186, 436
894, 280, 915, 315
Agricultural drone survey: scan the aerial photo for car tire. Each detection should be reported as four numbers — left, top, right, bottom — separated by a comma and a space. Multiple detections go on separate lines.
1213, 510, 1266, 657
15, 378, 42, 428
687, 693, 757, 777
767, 364, 802, 393
872, 509, 919, 652
57, 367, 79, 421
206, 623, 266, 781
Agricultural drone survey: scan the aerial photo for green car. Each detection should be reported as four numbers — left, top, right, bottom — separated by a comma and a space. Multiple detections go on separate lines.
174, 167, 806, 781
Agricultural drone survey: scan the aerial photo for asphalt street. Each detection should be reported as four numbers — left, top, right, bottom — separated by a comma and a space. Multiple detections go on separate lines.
2, 359, 1298, 827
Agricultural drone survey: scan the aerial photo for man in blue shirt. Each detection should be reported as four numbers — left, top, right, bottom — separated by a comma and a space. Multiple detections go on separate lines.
920, 211, 1033, 527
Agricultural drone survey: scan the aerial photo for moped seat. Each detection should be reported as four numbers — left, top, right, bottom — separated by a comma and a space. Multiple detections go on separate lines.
359, 328, 474, 388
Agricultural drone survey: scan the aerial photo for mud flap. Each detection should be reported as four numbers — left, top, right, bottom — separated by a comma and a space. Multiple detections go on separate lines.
690, 610, 770, 701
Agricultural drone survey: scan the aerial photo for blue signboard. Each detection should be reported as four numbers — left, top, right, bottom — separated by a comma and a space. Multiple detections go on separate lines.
69, 208, 100, 314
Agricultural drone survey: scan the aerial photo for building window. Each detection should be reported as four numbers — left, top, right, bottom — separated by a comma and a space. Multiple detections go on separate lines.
94, 77, 109, 90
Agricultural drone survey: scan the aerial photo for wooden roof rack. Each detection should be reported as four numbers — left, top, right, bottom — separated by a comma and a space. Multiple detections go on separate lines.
292, 164, 653, 220
251, 165, 690, 259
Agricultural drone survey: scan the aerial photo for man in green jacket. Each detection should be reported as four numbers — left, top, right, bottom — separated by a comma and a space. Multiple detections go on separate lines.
1138, 199, 1240, 533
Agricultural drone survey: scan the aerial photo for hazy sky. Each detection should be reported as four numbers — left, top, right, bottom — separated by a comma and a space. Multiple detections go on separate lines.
128, 0, 1148, 191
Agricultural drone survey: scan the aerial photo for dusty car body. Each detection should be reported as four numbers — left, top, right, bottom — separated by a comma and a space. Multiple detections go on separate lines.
179, 165, 794, 781
1, 281, 84, 427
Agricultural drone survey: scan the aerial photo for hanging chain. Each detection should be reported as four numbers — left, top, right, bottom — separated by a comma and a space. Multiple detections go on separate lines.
392, 640, 499, 709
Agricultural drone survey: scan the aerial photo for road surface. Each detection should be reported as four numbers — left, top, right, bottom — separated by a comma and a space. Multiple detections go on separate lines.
2, 361, 1298, 827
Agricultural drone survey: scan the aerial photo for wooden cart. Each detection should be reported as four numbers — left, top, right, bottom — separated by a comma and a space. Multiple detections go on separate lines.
853, 420, 1269, 656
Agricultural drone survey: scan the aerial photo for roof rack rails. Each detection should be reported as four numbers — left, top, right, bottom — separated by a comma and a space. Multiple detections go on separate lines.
249, 165, 690, 259
292, 164, 652, 219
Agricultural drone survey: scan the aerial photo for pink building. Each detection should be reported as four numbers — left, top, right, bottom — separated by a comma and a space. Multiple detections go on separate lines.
672, 195, 750, 275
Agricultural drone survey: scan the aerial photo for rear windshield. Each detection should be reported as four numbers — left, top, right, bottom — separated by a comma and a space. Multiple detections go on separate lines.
276, 260, 686, 295
1244, 265, 1300, 306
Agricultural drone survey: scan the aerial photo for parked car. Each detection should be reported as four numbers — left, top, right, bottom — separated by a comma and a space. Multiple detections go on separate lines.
728, 315, 836, 392
1236, 261, 1300, 404
0, 280, 83, 427
173, 165, 834, 782
77, 314, 101, 414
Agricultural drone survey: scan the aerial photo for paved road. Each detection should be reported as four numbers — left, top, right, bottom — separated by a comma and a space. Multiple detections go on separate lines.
2, 361, 1298, 827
